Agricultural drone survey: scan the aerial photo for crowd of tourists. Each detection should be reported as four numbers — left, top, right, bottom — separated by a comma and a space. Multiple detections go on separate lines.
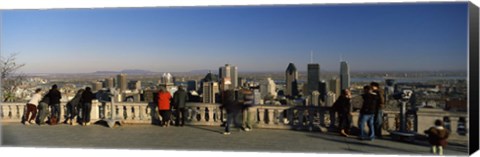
23, 82, 449, 155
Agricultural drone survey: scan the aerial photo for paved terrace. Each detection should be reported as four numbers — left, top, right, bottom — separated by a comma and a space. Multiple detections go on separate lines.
1, 123, 469, 155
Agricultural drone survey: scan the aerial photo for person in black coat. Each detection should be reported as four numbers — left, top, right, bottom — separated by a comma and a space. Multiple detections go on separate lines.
80, 87, 95, 126
333, 89, 353, 137
358, 85, 379, 140
173, 86, 189, 126
221, 89, 241, 135
45, 84, 62, 122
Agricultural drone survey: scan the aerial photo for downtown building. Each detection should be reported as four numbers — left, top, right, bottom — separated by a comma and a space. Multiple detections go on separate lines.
260, 77, 277, 100
103, 77, 115, 89
117, 74, 128, 93
219, 64, 238, 91
92, 81, 103, 92
340, 61, 350, 90
285, 63, 299, 98
307, 63, 320, 96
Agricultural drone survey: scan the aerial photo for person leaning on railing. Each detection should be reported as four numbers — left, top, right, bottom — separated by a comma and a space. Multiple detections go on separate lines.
23, 88, 42, 125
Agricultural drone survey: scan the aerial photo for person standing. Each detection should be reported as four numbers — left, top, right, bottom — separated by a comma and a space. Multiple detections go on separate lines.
157, 87, 172, 127
370, 82, 385, 138
45, 84, 62, 123
80, 87, 95, 126
65, 89, 84, 126
221, 89, 242, 135
358, 85, 379, 141
24, 88, 42, 125
173, 86, 188, 127
241, 88, 254, 131
333, 89, 353, 137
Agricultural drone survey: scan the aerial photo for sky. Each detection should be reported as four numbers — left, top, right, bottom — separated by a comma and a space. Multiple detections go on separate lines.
0, 2, 469, 73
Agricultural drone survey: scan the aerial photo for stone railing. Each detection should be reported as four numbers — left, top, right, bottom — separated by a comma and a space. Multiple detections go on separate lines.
0, 102, 469, 137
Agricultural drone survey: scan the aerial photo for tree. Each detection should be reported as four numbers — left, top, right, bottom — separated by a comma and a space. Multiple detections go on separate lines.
1, 53, 26, 102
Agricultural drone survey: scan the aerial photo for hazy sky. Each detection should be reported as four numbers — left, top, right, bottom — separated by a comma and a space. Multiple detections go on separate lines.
1, 2, 468, 73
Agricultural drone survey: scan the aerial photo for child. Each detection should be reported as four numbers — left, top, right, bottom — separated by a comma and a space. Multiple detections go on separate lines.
424, 119, 450, 155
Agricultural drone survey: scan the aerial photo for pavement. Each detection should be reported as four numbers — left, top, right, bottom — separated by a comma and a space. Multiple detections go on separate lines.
0, 122, 469, 155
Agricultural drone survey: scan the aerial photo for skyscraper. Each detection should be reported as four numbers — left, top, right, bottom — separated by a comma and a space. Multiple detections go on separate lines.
307, 63, 320, 95
285, 63, 299, 98
340, 61, 350, 90
92, 81, 103, 92
117, 74, 127, 92
260, 77, 277, 99
319, 80, 328, 102
103, 77, 115, 89
128, 80, 142, 91
202, 81, 219, 103
219, 64, 238, 90
329, 77, 341, 98
311, 91, 320, 106
187, 80, 198, 91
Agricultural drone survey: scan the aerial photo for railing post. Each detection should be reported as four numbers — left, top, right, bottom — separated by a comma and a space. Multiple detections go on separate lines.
258, 108, 266, 124
139, 105, 146, 120
91, 101, 99, 121
118, 105, 124, 120
133, 105, 140, 120
207, 106, 214, 123
199, 107, 206, 122
267, 108, 274, 125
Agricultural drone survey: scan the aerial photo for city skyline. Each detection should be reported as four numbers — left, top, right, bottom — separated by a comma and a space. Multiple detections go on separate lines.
1, 2, 469, 73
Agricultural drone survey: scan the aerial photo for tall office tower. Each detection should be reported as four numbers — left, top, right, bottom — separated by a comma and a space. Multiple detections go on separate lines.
104, 77, 115, 89
128, 80, 142, 91
307, 63, 320, 96
253, 89, 262, 105
311, 91, 320, 106
187, 80, 198, 91
340, 61, 350, 90
260, 77, 277, 100
238, 77, 246, 88
319, 80, 328, 102
202, 81, 219, 103
219, 64, 238, 90
329, 77, 341, 98
92, 81, 103, 92
117, 73, 127, 92
325, 92, 336, 107
285, 63, 299, 98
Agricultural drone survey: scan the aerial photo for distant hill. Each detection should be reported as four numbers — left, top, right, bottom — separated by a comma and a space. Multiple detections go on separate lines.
93, 69, 157, 75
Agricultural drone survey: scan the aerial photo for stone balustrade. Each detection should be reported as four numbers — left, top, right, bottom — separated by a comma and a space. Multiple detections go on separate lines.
0, 102, 468, 137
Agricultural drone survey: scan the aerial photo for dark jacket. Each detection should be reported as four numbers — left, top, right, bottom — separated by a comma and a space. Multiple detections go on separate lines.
333, 96, 352, 115
69, 90, 84, 107
80, 90, 95, 104
221, 89, 241, 113
425, 126, 449, 147
360, 93, 379, 114
45, 89, 62, 105
173, 88, 189, 109
373, 89, 385, 110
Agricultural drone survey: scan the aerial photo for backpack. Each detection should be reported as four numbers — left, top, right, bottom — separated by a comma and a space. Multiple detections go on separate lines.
49, 115, 58, 125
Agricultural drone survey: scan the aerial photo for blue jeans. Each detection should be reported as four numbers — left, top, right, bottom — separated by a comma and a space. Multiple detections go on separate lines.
51, 104, 61, 120
374, 110, 384, 137
83, 103, 92, 123
225, 111, 240, 132
359, 114, 375, 140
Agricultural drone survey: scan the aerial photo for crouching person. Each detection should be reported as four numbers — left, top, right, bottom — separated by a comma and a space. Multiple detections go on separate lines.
425, 119, 450, 155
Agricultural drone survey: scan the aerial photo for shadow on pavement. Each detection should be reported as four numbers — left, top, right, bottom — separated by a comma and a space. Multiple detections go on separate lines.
307, 134, 424, 154
187, 125, 224, 134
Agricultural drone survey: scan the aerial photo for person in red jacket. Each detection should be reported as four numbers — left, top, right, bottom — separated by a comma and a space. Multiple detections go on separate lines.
157, 87, 172, 127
